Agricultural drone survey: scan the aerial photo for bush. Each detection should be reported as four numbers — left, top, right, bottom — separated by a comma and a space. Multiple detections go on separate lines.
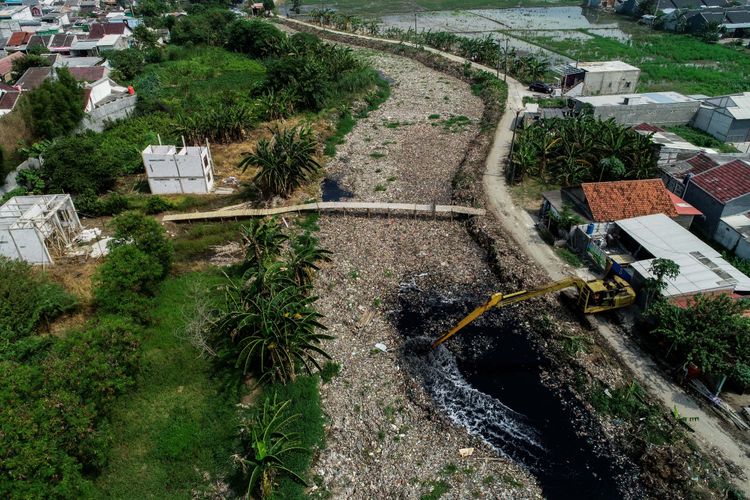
104, 48, 145, 81
0, 317, 141, 498
144, 195, 174, 214
93, 245, 163, 320
225, 19, 285, 58
0, 257, 76, 344
109, 211, 173, 278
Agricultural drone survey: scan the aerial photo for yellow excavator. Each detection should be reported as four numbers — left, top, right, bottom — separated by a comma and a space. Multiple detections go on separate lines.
431, 275, 636, 348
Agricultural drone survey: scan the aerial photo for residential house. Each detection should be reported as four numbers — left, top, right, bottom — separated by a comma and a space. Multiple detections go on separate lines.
0, 51, 23, 81
0, 6, 34, 23
15, 63, 109, 90
661, 152, 750, 236
95, 34, 126, 52
87, 21, 131, 40
560, 61, 640, 97
572, 91, 700, 126
722, 8, 750, 35
692, 92, 750, 143
580, 213, 750, 304
39, 11, 69, 30
15, 65, 50, 89
0, 82, 21, 115
69, 37, 98, 56
541, 179, 701, 245
3, 30, 32, 52
47, 33, 76, 54
25, 34, 50, 52
53, 55, 104, 68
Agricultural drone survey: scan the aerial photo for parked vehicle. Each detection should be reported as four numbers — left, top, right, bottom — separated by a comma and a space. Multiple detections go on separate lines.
528, 81, 553, 94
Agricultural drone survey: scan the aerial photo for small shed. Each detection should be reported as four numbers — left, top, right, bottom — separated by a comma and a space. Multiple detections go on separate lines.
142, 143, 215, 195
0, 194, 82, 265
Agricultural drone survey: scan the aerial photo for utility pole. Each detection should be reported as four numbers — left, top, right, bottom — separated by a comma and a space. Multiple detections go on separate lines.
503, 37, 509, 83
414, 12, 418, 34
507, 110, 521, 184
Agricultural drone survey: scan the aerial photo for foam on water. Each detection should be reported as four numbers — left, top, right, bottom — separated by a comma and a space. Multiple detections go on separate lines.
404, 336, 545, 466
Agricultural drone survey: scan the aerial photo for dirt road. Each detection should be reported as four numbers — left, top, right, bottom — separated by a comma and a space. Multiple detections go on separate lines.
283, 17, 750, 495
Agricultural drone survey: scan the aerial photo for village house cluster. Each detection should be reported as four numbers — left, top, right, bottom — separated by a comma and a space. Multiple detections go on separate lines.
528, 60, 750, 308
0, 2, 154, 127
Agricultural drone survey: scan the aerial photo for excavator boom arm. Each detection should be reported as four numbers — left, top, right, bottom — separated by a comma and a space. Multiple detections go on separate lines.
431, 277, 583, 348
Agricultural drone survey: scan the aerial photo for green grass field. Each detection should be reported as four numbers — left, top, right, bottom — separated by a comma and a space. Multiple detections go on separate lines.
95, 272, 241, 498
304, 0, 579, 16
134, 46, 266, 113
520, 28, 750, 96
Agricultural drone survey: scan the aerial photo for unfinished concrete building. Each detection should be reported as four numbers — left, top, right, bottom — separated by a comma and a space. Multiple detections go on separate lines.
0, 194, 82, 265
142, 143, 215, 195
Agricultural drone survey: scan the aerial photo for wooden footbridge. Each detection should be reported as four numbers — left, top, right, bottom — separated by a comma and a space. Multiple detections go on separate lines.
162, 201, 485, 223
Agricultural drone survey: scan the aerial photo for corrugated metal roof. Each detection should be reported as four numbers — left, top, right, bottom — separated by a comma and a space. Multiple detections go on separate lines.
15, 66, 52, 90
618, 214, 750, 296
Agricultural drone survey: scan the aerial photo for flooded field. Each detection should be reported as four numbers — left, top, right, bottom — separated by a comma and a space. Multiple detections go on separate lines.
375, 7, 633, 61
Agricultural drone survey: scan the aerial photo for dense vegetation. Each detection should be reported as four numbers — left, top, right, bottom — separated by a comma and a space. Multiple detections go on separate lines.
0, 212, 172, 497
650, 294, 750, 391
24, 18, 378, 206
509, 115, 659, 185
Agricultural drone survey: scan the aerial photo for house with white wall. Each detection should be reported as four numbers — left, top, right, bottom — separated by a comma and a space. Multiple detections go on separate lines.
142, 144, 215, 194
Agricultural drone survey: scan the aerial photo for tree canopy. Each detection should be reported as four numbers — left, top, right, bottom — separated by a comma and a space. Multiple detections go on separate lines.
26, 68, 84, 140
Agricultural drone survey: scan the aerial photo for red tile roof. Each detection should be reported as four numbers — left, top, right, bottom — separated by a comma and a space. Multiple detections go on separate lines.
68, 66, 107, 82
667, 191, 703, 216
15, 66, 52, 90
88, 22, 127, 39
690, 159, 750, 203
633, 123, 665, 133
6, 31, 32, 47
0, 91, 20, 111
685, 152, 719, 176
0, 51, 24, 77
581, 179, 678, 222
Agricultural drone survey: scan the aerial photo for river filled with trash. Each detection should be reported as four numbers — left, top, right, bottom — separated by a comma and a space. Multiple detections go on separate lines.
398, 284, 637, 499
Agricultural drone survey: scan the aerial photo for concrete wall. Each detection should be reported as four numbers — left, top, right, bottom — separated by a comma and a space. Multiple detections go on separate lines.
79, 93, 137, 133
578, 101, 699, 126
582, 69, 640, 96
684, 183, 726, 236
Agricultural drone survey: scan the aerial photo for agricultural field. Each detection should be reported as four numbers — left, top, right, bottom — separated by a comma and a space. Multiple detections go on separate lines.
518, 25, 750, 95
301, 0, 579, 16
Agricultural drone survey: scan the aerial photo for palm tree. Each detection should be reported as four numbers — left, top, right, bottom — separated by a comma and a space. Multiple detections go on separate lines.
241, 217, 288, 269
238, 126, 321, 198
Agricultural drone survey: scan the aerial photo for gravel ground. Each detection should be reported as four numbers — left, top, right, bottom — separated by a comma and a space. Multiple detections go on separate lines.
310, 49, 542, 498
326, 51, 481, 205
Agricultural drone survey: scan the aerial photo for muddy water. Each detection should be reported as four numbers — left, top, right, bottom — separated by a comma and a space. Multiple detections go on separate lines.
398, 284, 635, 499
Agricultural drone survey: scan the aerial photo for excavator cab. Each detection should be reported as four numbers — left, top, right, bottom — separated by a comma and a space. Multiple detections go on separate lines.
576, 275, 636, 314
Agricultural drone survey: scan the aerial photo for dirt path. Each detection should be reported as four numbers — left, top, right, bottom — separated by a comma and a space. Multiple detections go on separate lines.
283, 17, 750, 494
309, 48, 542, 498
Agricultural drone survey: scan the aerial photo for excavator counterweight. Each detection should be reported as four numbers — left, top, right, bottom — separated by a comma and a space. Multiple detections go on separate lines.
431, 275, 635, 348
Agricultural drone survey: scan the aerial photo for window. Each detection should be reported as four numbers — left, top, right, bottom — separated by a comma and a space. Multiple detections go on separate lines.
625, 81, 631, 88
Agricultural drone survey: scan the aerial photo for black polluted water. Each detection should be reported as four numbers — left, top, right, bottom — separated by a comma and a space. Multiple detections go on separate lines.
398, 286, 636, 500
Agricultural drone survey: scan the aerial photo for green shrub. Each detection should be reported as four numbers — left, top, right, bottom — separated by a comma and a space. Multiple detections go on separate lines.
225, 19, 285, 57
0, 316, 141, 498
109, 211, 174, 278
144, 195, 174, 214
0, 257, 77, 344
26, 68, 84, 140
93, 246, 162, 321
